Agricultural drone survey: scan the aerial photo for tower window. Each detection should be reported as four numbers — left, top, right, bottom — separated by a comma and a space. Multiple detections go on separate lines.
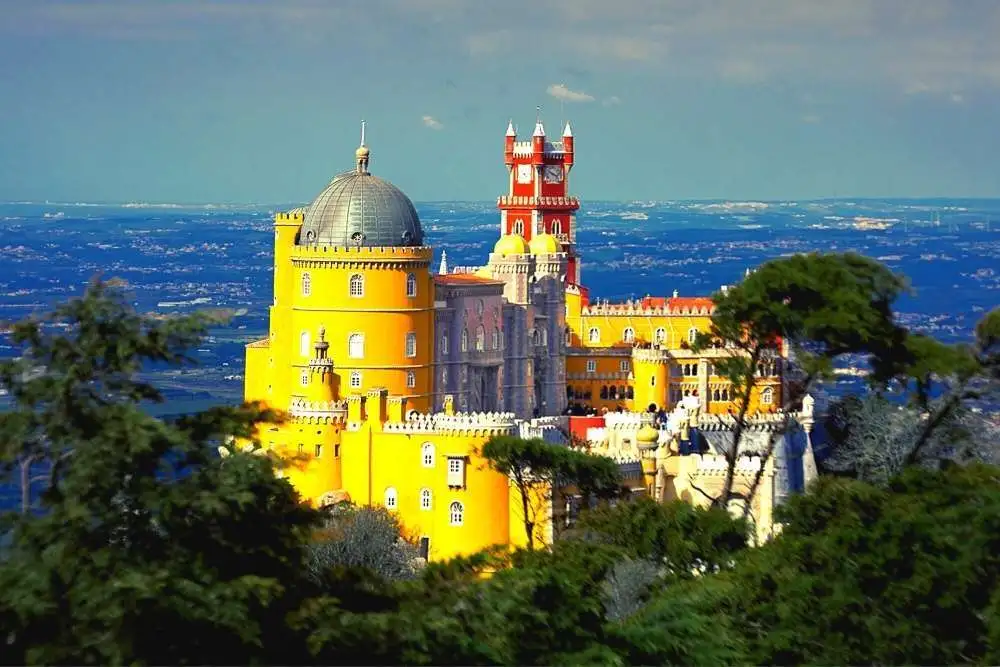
406, 273, 417, 298
301, 272, 311, 296
588, 327, 600, 344
422, 442, 435, 467
349, 273, 364, 298
688, 327, 699, 344
761, 387, 773, 405
565, 327, 572, 346
586, 359, 597, 373
440, 333, 449, 354
552, 219, 562, 235
407, 370, 416, 388
449, 501, 464, 526
461, 329, 469, 352
405, 332, 417, 357
447, 457, 466, 487
420, 488, 432, 511
651, 376, 656, 387
623, 327, 635, 343
314, 444, 322, 457
300, 331, 310, 357
349, 333, 364, 359
620, 360, 630, 372
475, 325, 485, 352
349, 371, 362, 389
300, 370, 309, 386
491, 328, 499, 350
440, 367, 448, 385
512, 219, 524, 235
384, 487, 398, 510
654, 328, 666, 344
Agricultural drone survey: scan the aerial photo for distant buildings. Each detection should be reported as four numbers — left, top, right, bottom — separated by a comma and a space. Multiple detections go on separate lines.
242, 120, 811, 561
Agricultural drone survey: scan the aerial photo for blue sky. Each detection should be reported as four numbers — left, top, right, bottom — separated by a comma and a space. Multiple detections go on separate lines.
1, 0, 999, 203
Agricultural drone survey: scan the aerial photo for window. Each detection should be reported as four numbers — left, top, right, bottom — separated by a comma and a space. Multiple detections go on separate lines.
461, 329, 469, 352
688, 327, 699, 344
314, 444, 322, 457
491, 328, 499, 350
475, 299, 484, 316
420, 488, 432, 511
297, 443, 305, 454
651, 376, 656, 386
447, 456, 466, 487
565, 328, 572, 345
440, 368, 448, 385
588, 327, 600, 344
475, 325, 485, 351
405, 332, 417, 357
301, 272, 311, 296
406, 370, 416, 388
513, 219, 524, 235
654, 328, 666, 344
552, 219, 562, 235
406, 273, 417, 298
349, 273, 364, 298
620, 360, 630, 372
623, 327, 635, 343
300, 370, 309, 386
349, 333, 364, 359
761, 387, 773, 405
335, 444, 341, 457
300, 331, 310, 357
440, 333, 449, 354
586, 359, 597, 373
350, 371, 362, 389
384, 487, 398, 510
421, 442, 435, 468
449, 501, 464, 526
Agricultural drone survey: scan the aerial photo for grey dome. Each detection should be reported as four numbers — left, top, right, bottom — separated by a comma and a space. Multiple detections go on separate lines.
299, 151, 423, 247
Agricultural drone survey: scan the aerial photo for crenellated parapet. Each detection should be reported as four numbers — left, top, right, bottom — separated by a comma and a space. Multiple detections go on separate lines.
581, 300, 715, 317
632, 347, 671, 364
382, 410, 517, 436
689, 454, 764, 475
275, 211, 305, 224
290, 244, 433, 270
287, 398, 348, 424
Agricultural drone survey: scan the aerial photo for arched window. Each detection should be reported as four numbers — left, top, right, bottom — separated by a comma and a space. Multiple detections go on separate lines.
461, 329, 469, 352
349, 371, 362, 389
491, 328, 500, 350
405, 332, 417, 357
600, 386, 608, 399
761, 387, 773, 405
440, 333, 449, 353
406, 272, 417, 298
301, 272, 311, 296
654, 327, 666, 344
512, 219, 524, 235
421, 442, 435, 468
348, 333, 364, 359
651, 376, 656, 387
300, 370, 309, 386
349, 273, 364, 298
532, 328, 541, 346
588, 327, 600, 344
449, 501, 464, 526
623, 327, 635, 343
406, 370, 416, 388
688, 327, 699, 344
299, 331, 310, 357
440, 368, 448, 385
626, 386, 635, 399
475, 325, 485, 351
420, 488, 432, 510
552, 219, 562, 235
384, 487, 398, 509
565, 327, 572, 346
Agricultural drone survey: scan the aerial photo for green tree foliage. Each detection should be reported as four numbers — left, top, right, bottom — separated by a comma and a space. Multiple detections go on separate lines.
481, 435, 622, 549
0, 280, 321, 665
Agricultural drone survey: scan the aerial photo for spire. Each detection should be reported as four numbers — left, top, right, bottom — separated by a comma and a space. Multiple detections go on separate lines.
505, 119, 516, 137
438, 250, 449, 275
533, 105, 545, 137
562, 121, 573, 138
355, 119, 370, 174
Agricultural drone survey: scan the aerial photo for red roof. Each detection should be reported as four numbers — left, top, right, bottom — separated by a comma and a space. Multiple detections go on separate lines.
640, 296, 715, 311
568, 415, 605, 442
433, 274, 504, 286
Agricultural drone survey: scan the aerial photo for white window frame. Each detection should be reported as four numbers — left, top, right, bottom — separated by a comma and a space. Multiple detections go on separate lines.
349, 273, 364, 298
299, 331, 310, 357
384, 487, 397, 510
405, 332, 417, 358
349, 371, 362, 389
491, 328, 499, 350
406, 370, 416, 388
586, 359, 597, 373
588, 327, 600, 344
761, 386, 773, 405
449, 500, 464, 526
406, 272, 417, 298
440, 333, 449, 354
461, 329, 469, 352
654, 327, 667, 344
475, 326, 485, 352
300, 369, 309, 386
688, 327, 699, 344
301, 271, 311, 296
619, 360, 630, 373
446, 456, 466, 487
421, 442, 435, 468
348, 333, 364, 359
623, 327, 635, 343
420, 488, 432, 511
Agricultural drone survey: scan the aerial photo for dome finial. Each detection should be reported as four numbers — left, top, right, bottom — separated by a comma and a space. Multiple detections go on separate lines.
355, 119, 370, 174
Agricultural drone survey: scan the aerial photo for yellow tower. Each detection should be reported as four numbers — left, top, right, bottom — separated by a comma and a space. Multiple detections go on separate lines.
632, 347, 670, 412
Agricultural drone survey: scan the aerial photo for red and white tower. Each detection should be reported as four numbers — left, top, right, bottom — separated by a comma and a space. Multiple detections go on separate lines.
498, 116, 583, 284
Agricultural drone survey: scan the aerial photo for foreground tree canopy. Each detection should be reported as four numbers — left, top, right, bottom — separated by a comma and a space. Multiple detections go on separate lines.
0, 264, 997, 665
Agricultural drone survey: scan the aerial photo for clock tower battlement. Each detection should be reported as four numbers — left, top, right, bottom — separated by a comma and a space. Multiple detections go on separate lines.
498, 117, 582, 284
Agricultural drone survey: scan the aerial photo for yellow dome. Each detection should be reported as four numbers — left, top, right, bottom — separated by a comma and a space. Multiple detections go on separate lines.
493, 234, 529, 256
529, 233, 561, 255
355, 145, 370, 158
636, 423, 660, 445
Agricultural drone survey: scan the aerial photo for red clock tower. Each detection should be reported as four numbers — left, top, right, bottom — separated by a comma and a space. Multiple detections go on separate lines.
499, 117, 583, 284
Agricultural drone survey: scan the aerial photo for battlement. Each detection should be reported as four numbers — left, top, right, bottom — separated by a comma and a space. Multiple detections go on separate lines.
291, 245, 433, 260
582, 299, 715, 317
497, 195, 579, 209
692, 454, 764, 475
382, 410, 517, 436
510, 140, 567, 157
246, 338, 270, 349
288, 398, 348, 424
275, 212, 305, 223
633, 348, 671, 364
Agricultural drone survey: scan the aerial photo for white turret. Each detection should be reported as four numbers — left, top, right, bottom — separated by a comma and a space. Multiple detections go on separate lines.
562, 121, 573, 138
506, 120, 516, 137
438, 250, 449, 275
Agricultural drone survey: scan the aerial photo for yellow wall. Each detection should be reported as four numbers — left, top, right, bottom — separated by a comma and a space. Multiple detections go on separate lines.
633, 358, 669, 412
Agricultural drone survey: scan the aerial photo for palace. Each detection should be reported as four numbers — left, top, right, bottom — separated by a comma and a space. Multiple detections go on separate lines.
243, 119, 816, 559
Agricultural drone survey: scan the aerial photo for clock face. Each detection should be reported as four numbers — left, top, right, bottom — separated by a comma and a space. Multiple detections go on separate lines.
543, 165, 564, 184
516, 164, 533, 184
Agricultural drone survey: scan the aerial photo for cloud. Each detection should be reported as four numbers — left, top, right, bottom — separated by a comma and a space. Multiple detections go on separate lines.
422, 115, 444, 130
546, 84, 595, 103
602, 96, 622, 106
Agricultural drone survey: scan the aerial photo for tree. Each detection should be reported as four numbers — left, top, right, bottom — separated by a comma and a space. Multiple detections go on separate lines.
0, 280, 320, 665
692, 252, 912, 514
308, 503, 422, 583
481, 435, 622, 550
